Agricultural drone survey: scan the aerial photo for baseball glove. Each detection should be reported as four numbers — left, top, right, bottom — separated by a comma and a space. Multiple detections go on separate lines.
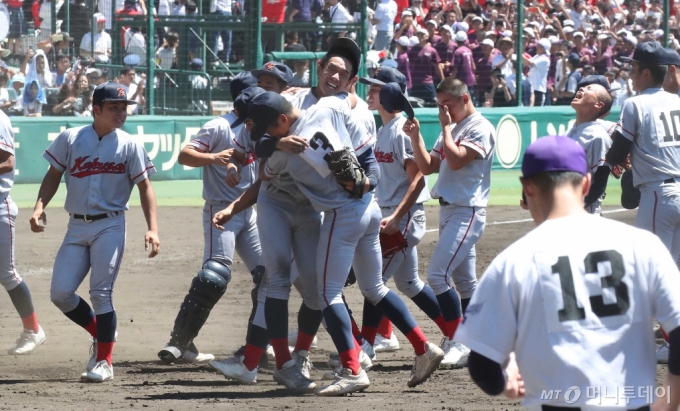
620, 169, 640, 210
326, 147, 367, 199
380, 231, 408, 258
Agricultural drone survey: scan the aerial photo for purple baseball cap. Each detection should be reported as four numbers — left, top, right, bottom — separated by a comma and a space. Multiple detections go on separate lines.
521, 136, 587, 178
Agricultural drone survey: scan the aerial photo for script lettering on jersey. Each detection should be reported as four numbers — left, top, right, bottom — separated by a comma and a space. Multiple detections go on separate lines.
375, 149, 394, 163
70, 156, 127, 178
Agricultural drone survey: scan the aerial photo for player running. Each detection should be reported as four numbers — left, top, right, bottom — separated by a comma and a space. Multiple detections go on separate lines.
30, 82, 160, 382
0, 110, 46, 355
404, 78, 495, 368
459, 135, 680, 411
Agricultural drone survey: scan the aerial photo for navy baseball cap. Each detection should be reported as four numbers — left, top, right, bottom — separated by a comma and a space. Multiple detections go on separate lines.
360, 66, 407, 93
230, 71, 257, 101
325, 37, 361, 78
379, 82, 414, 120
92, 82, 136, 105
621, 41, 667, 65
252, 61, 294, 85
521, 135, 587, 178
567, 52, 581, 66
381, 59, 398, 69
578, 74, 610, 91
231, 85, 266, 129
190, 58, 204, 69
664, 48, 680, 66
248, 91, 287, 141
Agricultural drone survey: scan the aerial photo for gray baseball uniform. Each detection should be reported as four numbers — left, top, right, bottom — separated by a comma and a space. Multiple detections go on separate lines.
0, 111, 22, 291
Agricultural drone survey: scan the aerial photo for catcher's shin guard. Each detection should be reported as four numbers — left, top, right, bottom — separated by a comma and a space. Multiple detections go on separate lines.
248, 265, 265, 325
166, 260, 231, 352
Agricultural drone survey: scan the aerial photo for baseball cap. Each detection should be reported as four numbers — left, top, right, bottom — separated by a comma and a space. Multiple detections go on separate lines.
92, 82, 137, 105
252, 61, 294, 85
455, 21, 469, 32
425, 19, 437, 27
537, 38, 551, 51
654, 29, 664, 39
567, 52, 581, 66
123, 54, 140, 66
440, 24, 454, 35
563, 19, 575, 27
521, 135, 587, 178
573, 31, 585, 38
379, 82, 414, 120
578, 74, 610, 91
472, 16, 483, 23
248, 91, 287, 141
455, 31, 468, 42
86, 67, 102, 78
502, 30, 513, 38
231, 85, 266, 129
190, 58, 204, 69
359, 66, 407, 93
622, 36, 638, 46
52, 32, 74, 42
409, 36, 419, 47
326, 37, 361, 78
485, 31, 497, 38
401, 10, 413, 17
94, 12, 106, 22
563, 26, 574, 34
230, 71, 257, 100
523, 28, 535, 38
621, 41, 666, 65
381, 59, 398, 69
597, 33, 610, 41
397, 36, 410, 47
499, 36, 513, 44
481, 38, 495, 47
664, 48, 680, 66
417, 28, 429, 36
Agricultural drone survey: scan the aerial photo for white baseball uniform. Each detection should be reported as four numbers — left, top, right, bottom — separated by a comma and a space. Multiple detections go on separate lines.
428, 112, 495, 298
616, 87, 680, 262
44, 125, 156, 315
375, 115, 430, 298
0, 111, 23, 291
456, 213, 680, 410
566, 121, 612, 215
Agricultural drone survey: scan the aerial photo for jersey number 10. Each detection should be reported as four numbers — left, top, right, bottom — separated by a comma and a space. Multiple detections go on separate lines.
552, 250, 630, 322
658, 109, 680, 145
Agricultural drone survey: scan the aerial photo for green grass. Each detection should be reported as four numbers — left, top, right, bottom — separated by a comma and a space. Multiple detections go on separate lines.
9, 170, 624, 208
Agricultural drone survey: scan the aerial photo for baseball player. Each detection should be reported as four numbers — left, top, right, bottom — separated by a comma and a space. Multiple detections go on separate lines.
458, 135, 680, 411
664, 47, 680, 97
0, 110, 46, 355
566, 81, 613, 215
252, 90, 444, 396
30, 82, 160, 382
404, 78, 495, 368
358, 74, 451, 348
606, 42, 680, 365
157, 72, 266, 364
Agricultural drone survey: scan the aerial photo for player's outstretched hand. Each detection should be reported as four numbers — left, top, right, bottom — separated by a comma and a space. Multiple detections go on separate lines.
145, 230, 160, 258
402, 118, 421, 140
276, 136, 308, 154
503, 352, 525, 399
29, 210, 47, 233
380, 215, 400, 235
226, 168, 241, 187
212, 206, 234, 230
211, 148, 234, 166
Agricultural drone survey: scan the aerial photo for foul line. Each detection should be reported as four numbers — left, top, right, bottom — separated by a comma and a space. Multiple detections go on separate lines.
424, 208, 633, 233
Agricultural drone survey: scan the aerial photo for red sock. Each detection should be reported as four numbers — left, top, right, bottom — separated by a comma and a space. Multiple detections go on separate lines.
405, 327, 427, 356
377, 317, 392, 338
96, 342, 114, 365
271, 337, 292, 369
242, 344, 265, 371
294, 330, 315, 352
21, 313, 39, 334
350, 317, 364, 343
433, 315, 449, 337
84, 319, 97, 339
446, 318, 462, 340
662, 328, 670, 344
339, 346, 361, 375
361, 326, 378, 345
354, 340, 363, 357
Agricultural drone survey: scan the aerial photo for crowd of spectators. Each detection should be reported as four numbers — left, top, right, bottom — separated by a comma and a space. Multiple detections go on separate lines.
0, 0, 678, 115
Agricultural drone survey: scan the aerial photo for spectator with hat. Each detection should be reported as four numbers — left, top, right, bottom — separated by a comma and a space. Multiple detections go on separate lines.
572, 31, 593, 65
434, 25, 456, 79
425, 20, 441, 45
189, 58, 208, 89
80, 13, 112, 63
491, 36, 514, 78
594, 33, 614, 75
395, 36, 412, 93
524, 38, 552, 106
407, 28, 442, 104
37, 32, 74, 72
451, 31, 476, 101
372, 0, 398, 51
394, 10, 420, 44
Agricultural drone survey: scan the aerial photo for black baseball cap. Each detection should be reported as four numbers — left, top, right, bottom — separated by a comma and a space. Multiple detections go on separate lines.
231, 85, 266, 129
567, 52, 581, 66
92, 82, 136, 105
379, 82, 414, 120
663, 47, 680, 66
578, 75, 611, 91
621, 41, 667, 65
252, 61, 294, 85
325, 37, 361, 78
230, 71, 257, 101
359, 66, 407, 93
248, 91, 287, 141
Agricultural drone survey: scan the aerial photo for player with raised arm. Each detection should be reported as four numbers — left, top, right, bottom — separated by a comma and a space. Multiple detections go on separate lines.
459, 135, 680, 411
403, 78, 495, 368
30, 82, 160, 382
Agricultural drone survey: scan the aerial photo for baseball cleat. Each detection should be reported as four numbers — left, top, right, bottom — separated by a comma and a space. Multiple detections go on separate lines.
88, 331, 118, 371
209, 356, 257, 384
408, 342, 445, 388
157, 345, 183, 364
657, 342, 670, 364
183, 343, 214, 363
273, 359, 317, 394
361, 339, 376, 361
373, 333, 400, 353
315, 368, 370, 396
266, 344, 275, 361
288, 329, 318, 349
8, 326, 46, 355
81, 360, 114, 382
327, 349, 372, 371
293, 350, 314, 379
439, 338, 470, 369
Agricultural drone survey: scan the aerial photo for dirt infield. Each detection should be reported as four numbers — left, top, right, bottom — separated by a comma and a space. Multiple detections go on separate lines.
0, 205, 649, 410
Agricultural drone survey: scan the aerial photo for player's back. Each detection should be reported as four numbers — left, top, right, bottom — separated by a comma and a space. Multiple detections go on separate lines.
489, 214, 680, 409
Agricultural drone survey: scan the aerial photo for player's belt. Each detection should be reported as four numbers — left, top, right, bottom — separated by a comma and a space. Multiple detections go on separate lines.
664, 178, 676, 184
72, 211, 119, 222
541, 405, 650, 411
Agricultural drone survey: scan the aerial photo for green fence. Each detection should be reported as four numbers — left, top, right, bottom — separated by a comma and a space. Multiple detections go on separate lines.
10, 106, 620, 184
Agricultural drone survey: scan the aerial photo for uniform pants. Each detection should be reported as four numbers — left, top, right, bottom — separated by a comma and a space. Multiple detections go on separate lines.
637, 182, 680, 264
203, 201, 262, 270
0, 196, 22, 291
